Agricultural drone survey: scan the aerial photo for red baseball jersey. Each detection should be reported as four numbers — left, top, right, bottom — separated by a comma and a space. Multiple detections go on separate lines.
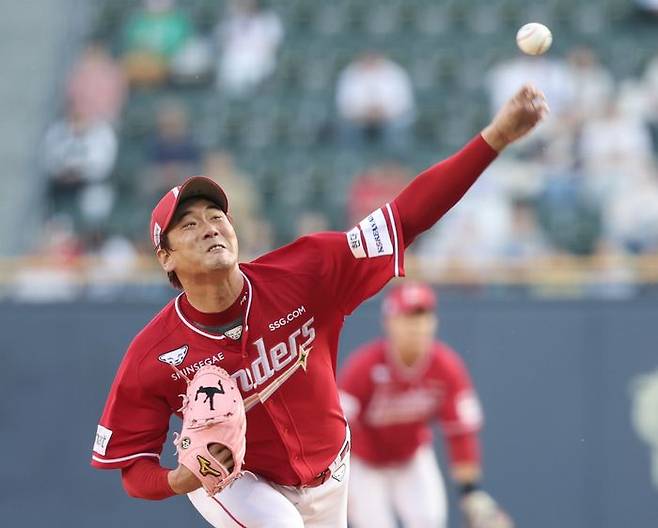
338, 339, 483, 466
92, 204, 404, 486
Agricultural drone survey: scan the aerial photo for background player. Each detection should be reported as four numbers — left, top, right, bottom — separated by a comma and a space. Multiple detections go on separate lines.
339, 281, 512, 528
91, 85, 546, 527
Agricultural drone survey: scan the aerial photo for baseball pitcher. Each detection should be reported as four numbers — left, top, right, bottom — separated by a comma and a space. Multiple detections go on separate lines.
91, 86, 547, 527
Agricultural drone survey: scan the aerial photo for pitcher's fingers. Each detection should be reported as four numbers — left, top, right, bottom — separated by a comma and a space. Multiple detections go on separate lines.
216, 449, 231, 463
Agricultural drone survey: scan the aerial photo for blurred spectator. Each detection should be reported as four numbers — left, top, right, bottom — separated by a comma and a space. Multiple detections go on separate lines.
84, 229, 141, 299
336, 52, 415, 150
537, 169, 602, 256
42, 107, 118, 227
169, 36, 214, 86
604, 168, 658, 254
642, 54, 658, 96
501, 198, 551, 259
566, 47, 614, 121
640, 56, 658, 151
617, 79, 651, 121
487, 55, 575, 118
481, 157, 547, 201
578, 98, 653, 179
203, 150, 273, 259
347, 162, 411, 227
414, 184, 512, 271
634, 0, 658, 16
143, 99, 201, 201
120, 0, 194, 87
67, 42, 127, 124
296, 211, 330, 237
215, 0, 283, 97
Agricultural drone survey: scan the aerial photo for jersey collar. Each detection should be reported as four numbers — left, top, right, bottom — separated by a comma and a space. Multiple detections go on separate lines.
174, 270, 253, 341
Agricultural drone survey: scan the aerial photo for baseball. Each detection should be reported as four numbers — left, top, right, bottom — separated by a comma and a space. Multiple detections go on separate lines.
516, 23, 552, 55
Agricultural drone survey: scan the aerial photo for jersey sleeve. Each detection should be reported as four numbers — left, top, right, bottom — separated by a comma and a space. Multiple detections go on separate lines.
436, 345, 483, 435
250, 202, 404, 314
316, 203, 405, 315
91, 344, 172, 470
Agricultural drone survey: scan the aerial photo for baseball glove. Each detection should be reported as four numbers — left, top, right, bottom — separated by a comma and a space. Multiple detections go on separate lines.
173, 365, 246, 496
461, 490, 514, 528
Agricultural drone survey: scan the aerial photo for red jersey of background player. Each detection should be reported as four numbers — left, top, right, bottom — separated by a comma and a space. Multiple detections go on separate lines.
339, 338, 483, 466
92, 203, 404, 486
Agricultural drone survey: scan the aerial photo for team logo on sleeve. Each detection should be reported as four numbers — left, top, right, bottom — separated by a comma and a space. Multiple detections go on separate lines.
158, 345, 189, 367
358, 209, 393, 257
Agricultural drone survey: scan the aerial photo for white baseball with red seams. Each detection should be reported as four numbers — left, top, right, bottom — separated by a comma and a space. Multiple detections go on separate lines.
516, 22, 552, 55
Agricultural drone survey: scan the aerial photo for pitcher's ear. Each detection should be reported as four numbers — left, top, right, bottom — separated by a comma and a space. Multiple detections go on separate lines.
156, 247, 175, 272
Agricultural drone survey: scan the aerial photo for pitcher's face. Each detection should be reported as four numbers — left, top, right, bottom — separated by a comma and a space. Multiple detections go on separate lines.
157, 198, 239, 279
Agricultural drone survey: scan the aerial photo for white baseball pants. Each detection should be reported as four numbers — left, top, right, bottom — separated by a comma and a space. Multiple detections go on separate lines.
188, 455, 350, 528
347, 445, 447, 528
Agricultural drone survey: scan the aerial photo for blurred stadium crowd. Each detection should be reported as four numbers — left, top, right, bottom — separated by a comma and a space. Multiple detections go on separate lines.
14, 0, 658, 299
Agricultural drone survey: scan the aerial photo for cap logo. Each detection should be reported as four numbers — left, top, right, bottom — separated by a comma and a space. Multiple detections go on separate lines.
171, 186, 180, 198
153, 222, 162, 247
